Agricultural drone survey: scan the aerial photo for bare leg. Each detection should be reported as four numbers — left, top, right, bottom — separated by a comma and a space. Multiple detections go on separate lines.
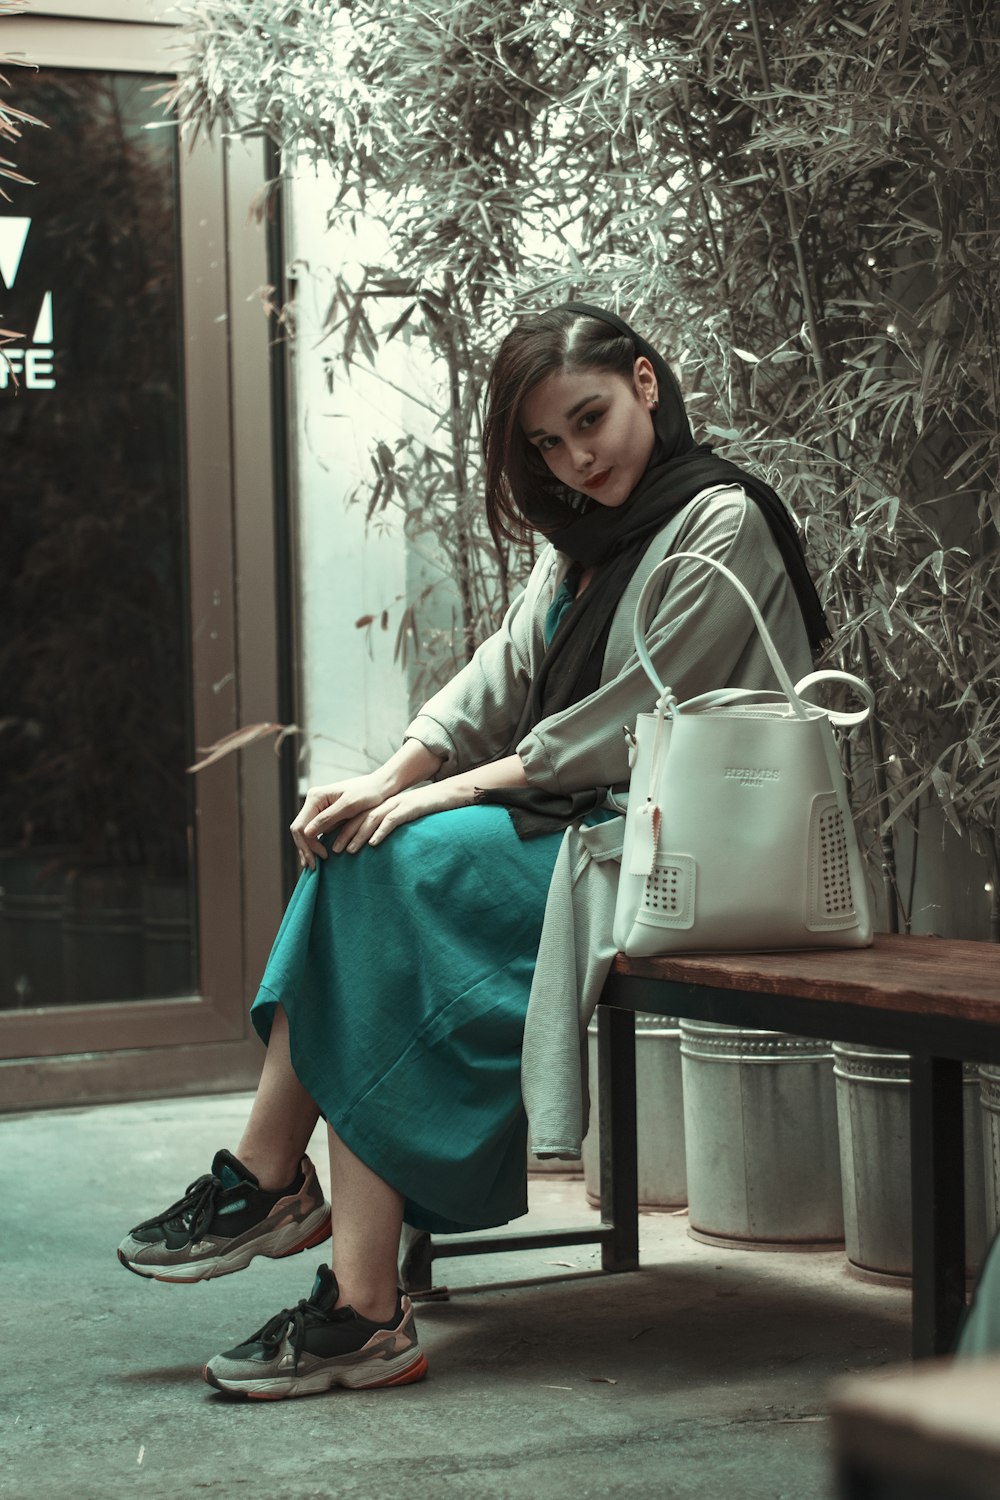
235, 1004, 320, 1190
327, 1123, 403, 1323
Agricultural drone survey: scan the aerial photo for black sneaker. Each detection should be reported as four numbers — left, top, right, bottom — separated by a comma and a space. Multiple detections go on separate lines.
117, 1149, 331, 1283
203, 1265, 428, 1399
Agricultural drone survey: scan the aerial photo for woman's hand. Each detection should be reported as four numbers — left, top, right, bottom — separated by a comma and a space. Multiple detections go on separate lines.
290, 769, 402, 870
290, 741, 446, 870
315, 753, 530, 859
290, 750, 527, 870
315, 780, 468, 858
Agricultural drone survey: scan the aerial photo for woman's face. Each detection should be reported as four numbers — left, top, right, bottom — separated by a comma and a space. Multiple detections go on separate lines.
519, 357, 658, 509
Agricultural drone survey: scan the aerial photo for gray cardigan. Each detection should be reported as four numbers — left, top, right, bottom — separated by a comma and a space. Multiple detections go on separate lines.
405, 485, 815, 1155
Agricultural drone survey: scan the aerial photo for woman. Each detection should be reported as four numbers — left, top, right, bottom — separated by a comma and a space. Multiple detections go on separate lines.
117, 304, 829, 1399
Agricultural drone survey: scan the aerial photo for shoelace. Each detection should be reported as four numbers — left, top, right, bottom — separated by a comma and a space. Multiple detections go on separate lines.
253, 1298, 332, 1372
133, 1171, 223, 1239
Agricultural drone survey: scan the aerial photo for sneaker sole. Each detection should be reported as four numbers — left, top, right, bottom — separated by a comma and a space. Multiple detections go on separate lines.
118, 1205, 333, 1284
203, 1350, 429, 1399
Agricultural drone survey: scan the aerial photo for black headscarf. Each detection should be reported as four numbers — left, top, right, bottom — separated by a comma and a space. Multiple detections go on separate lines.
517, 304, 828, 725
479, 303, 830, 835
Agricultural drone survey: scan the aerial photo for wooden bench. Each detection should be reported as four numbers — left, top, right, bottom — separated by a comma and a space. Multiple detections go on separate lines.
401, 934, 1000, 1360
831, 1357, 1000, 1499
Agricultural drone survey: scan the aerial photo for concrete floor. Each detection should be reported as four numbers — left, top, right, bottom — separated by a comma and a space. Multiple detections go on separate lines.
4, 1093, 911, 1500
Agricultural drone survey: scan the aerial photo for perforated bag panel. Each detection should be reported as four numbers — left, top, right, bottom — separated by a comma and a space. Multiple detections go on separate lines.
806, 794, 859, 930
638, 855, 696, 930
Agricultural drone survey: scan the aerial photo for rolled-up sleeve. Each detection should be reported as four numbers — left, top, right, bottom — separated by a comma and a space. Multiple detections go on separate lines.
404, 548, 563, 775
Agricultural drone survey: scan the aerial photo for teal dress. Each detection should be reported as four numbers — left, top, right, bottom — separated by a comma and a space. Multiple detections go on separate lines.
251, 579, 586, 1233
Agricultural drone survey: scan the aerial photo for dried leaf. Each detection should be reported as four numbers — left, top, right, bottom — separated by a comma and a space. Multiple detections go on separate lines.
187, 723, 283, 773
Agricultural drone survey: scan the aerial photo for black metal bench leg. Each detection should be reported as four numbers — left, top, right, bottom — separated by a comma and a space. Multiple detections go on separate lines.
598, 1005, 639, 1271
398, 1224, 434, 1294
910, 1054, 966, 1358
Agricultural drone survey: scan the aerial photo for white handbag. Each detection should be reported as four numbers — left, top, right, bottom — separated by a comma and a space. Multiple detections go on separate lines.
613, 551, 875, 956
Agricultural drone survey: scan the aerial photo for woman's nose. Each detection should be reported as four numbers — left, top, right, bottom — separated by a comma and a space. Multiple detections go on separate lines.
568, 441, 594, 471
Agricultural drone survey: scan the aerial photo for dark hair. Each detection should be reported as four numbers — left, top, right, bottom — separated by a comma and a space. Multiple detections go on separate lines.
482, 308, 637, 548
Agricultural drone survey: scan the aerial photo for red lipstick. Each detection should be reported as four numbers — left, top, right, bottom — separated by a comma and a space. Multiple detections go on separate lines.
587, 469, 612, 489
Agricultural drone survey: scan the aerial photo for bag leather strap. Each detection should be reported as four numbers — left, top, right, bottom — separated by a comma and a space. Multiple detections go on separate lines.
632, 551, 872, 726
794, 669, 874, 726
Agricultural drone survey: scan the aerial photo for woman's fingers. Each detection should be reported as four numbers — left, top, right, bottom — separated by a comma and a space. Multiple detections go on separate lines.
292, 783, 447, 867
290, 788, 363, 870
303, 789, 380, 841
293, 791, 353, 857
331, 812, 370, 855
341, 788, 444, 853
291, 790, 328, 843
290, 773, 403, 863
290, 787, 341, 871
367, 802, 407, 847
332, 801, 404, 855
291, 828, 327, 872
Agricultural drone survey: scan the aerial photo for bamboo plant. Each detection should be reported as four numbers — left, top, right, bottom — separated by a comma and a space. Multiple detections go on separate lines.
170, 0, 1000, 936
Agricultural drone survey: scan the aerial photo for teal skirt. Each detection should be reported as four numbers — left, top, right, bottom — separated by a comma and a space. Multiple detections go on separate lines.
251, 804, 566, 1233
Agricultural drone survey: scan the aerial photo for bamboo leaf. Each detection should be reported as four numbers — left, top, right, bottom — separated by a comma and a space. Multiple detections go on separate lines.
897, 0, 912, 64
187, 722, 283, 773
931, 767, 964, 836
384, 301, 417, 341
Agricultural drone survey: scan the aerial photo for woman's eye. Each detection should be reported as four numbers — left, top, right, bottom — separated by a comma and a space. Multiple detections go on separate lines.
538, 436, 559, 452
579, 410, 601, 429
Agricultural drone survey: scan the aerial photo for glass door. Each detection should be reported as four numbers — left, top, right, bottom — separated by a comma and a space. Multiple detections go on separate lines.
1, 64, 194, 1008
0, 12, 288, 1106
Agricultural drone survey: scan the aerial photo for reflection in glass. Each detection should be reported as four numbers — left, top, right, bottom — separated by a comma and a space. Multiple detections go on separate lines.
0, 70, 196, 1006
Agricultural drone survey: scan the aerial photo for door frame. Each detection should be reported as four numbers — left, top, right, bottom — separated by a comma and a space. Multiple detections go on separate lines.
0, 11, 289, 1107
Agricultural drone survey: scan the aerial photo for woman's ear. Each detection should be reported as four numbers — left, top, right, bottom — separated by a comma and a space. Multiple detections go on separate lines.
634, 356, 658, 410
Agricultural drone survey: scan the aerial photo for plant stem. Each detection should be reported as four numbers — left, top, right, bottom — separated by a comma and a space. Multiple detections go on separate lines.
903, 798, 919, 936
747, 0, 899, 932
441, 275, 477, 662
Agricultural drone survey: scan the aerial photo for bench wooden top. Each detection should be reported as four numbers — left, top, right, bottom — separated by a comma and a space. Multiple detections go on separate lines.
831, 1358, 1000, 1495
613, 933, 1000, 1025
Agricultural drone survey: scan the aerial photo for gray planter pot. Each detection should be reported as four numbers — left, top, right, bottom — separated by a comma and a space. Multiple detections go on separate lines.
833, 1044, 986, 1279
680, 1021, 844, 1249
582, 1014, 687, 1209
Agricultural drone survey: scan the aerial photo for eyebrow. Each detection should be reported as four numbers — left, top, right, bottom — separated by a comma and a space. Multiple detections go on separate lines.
526, 392, 603, 438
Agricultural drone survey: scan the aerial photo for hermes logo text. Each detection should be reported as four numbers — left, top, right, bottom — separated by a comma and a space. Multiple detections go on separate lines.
724, 767, 780, 788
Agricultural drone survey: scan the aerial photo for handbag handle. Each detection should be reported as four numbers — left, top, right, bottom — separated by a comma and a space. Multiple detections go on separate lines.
632, 550, 872, 725
794, 669, 874, 726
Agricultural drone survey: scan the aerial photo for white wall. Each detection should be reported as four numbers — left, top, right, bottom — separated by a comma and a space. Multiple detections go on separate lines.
286, 168, 436, 786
